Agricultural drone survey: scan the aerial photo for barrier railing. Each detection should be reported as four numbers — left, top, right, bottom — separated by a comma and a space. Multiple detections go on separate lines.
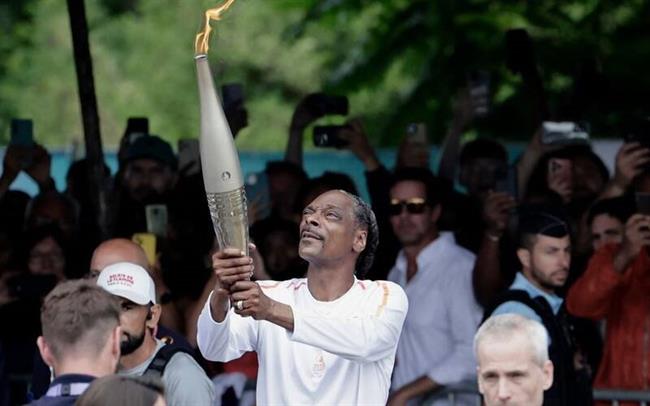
593, 389, 650, 406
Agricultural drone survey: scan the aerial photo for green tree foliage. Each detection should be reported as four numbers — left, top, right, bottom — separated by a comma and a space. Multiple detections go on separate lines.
294, 0, 650, 143
1, 0, 649, 148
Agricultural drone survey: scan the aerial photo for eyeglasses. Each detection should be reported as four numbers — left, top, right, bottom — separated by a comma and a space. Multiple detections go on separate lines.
388, 198, 428, 216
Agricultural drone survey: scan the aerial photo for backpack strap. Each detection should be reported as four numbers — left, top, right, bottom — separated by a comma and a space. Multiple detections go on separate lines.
482, 289, 555, 326
144, 344, 193, 379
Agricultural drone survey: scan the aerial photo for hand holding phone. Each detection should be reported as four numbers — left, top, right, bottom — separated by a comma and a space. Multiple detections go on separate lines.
541, 121, 590, 145
313, 125, 350, 148
396, 123, 430, 168
291, 93, 349, 132
494, 165, 518, 199
9, 119, 34, 170
467, 70, 490, 117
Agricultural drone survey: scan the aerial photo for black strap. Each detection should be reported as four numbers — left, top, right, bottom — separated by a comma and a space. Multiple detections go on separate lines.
144, 344, 193, 379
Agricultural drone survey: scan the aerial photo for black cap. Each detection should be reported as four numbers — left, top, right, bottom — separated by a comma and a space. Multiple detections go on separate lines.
519, 206, 570, 238
124, 135, 178, 170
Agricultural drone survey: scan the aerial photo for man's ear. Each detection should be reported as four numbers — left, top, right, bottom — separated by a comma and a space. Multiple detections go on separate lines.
112, 326, 122, 357
353, 229, 367, 254
37, 336, 55, 369
517, 248, 531, 270
542, 360, 554, 390
146, 304, 162, 330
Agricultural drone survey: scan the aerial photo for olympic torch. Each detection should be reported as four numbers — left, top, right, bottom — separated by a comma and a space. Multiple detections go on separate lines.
195, 0, 248, 255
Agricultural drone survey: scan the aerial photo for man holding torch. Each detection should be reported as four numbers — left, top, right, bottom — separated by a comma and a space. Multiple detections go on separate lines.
197, 189, 408, 405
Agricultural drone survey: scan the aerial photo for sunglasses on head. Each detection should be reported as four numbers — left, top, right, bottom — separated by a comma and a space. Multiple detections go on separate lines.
389, 198, 428, 216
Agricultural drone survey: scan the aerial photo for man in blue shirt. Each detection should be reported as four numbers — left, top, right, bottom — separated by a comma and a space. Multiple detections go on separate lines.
485, 207, 591, 406
30, 280, 121, 405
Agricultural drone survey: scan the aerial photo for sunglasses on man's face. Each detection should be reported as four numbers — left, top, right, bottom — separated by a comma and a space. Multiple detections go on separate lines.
388, 198, 428, 216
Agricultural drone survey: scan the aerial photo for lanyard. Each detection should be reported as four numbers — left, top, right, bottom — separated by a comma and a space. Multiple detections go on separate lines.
45, 382, 91, 397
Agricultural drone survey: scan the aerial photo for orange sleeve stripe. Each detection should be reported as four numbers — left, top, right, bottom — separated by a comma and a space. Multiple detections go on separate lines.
375, 282, 390, 317
260, 281, 282, 289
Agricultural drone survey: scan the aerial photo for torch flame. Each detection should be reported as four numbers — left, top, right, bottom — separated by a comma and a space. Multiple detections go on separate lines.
195, 0, 237, 56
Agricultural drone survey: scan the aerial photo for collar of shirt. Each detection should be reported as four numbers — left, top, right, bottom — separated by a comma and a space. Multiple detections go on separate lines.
118, 338, 165, 375
511, 272, 563, 314
392, 232, 456, 286
45, 374, 95, 397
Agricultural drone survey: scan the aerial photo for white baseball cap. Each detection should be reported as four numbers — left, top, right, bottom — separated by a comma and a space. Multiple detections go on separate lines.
97, 262, 157, 305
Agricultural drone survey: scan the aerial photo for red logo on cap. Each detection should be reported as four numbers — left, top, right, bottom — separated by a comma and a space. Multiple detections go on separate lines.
108, 273, 134, 286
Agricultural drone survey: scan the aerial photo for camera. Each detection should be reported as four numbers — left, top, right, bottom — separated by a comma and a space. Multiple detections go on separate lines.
541, 121, 590, 145
313, 125, 349, 148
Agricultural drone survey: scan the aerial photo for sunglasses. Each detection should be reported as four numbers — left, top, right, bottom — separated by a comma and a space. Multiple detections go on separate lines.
389, 198, 428, 216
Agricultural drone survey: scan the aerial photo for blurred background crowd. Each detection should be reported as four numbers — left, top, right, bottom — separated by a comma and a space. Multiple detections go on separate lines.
2, 0, 650, 405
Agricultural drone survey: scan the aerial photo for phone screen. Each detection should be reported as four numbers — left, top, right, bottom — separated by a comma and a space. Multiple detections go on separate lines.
145, 205, 168, 237
10, 119, 34, 147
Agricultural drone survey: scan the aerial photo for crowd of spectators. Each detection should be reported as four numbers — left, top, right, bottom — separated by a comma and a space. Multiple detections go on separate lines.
1, 70, 650, 405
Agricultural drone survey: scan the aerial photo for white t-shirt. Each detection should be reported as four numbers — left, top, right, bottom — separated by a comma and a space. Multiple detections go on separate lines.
197, 277, 408, 406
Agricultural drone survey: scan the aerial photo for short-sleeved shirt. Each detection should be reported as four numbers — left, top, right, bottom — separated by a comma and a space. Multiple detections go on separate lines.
119, 339, 215, 406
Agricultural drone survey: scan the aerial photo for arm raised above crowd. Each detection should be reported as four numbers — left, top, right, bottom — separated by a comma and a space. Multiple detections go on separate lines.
567, 214, 650, 319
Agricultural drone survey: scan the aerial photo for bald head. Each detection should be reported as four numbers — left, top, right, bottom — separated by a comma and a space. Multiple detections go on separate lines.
90, 239, 149, 274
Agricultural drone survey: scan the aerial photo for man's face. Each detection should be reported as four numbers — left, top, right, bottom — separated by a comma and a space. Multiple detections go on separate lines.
28, 198, 76, 238
122, 159, 175, 203
117, 298, 149, 355
591, 214, 624, 251
389, 180, 438, 247
460, 158, 506, 201
28, 236, 66, 281
573, 155, 606, 200
477, 334, 553, 406
520, 235, 571, 292
298, 191, 364, 265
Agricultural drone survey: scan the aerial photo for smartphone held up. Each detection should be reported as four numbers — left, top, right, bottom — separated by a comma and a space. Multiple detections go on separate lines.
9, 118, 35, 169
311, 94, 350, 149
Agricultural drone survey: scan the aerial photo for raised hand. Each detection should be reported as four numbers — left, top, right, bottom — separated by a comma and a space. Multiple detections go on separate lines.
483, 191, 516, 239
612, 142, 650, 190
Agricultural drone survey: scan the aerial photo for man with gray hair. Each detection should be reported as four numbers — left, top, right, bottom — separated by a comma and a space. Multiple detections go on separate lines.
474, 314, 554, 406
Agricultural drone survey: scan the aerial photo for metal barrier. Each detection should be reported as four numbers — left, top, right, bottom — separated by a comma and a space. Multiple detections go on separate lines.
421, 381, 481, 406
421, 382, 650, 406
593, 389, 650, 406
